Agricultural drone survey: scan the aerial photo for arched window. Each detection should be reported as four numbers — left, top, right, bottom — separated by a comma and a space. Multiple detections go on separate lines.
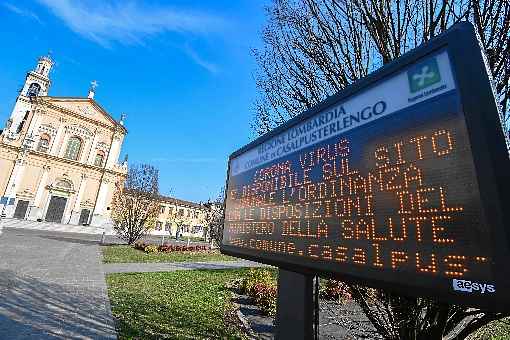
27, 83, 41, 97
37, 134, 51, 153
64, 136, 82, 161
94, 151, 105, 167
55, 179, 73, 190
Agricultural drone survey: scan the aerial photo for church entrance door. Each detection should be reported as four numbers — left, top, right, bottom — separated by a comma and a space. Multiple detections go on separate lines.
13, 200, 29, 219
45, 196, 67, 223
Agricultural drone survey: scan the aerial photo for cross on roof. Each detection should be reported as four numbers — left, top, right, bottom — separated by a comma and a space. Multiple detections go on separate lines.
90, 80, 99, 90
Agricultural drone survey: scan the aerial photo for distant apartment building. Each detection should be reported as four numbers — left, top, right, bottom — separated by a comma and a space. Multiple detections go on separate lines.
152, 195, 209, 238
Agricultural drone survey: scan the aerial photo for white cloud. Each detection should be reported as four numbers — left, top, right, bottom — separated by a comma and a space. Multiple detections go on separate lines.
36, 0, 225, 48
184, 44, 219, 74
3, 2, 42, 23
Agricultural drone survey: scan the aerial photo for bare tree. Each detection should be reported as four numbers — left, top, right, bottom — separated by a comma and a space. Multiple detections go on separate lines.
253, 1, 510, 339
111, 164, 160, 244
203, 189, 225, 246
253, 0, 510, 136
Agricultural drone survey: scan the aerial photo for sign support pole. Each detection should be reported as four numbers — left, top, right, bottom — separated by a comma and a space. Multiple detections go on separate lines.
275, 269, 314, 340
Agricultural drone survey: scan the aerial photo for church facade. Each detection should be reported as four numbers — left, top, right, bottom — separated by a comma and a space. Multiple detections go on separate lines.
0, 56, 127, 227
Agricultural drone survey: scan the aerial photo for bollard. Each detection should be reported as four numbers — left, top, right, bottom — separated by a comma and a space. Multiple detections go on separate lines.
161, 235, 165, 246
187, 237, 190, 247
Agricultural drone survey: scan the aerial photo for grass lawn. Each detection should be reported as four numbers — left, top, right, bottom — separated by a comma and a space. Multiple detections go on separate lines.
102, 245, 236, 263
106, 269, 250, 339
469, 317, 510, 340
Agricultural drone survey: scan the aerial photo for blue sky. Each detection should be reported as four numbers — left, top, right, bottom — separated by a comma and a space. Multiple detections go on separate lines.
0, 0, 269, 203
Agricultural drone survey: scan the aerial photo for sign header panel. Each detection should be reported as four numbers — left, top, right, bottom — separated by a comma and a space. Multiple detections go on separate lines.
222, 23, 510, 310
230, 52, 455, 177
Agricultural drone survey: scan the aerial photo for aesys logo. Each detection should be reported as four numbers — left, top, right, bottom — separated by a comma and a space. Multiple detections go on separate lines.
408, 57, 441, 93
452, 279, 496, 294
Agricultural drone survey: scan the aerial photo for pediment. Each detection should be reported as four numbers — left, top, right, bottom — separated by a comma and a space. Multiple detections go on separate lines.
44, 97, 121, 129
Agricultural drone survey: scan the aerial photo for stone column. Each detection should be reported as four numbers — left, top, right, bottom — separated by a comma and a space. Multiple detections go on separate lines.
91, 178, 110, 226
69, 174, 87, 225
80, 136, 92, 164
87, 130, 99, 165
106, 135, 121, 169
4, 157, 26, 198
25, 108, 43, 143
50, 118, 66, 156
28, 165, 50, 220
95, 179, 109, 215
3, 153, 27, 218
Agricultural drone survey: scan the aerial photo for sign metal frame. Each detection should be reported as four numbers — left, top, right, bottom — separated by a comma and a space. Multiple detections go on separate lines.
221, 22, 510, 311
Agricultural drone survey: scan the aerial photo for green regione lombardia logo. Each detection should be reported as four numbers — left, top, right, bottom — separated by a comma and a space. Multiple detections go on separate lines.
407, 57, 441, 93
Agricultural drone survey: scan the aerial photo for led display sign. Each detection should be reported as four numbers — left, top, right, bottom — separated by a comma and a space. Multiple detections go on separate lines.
221, 23, 510, 310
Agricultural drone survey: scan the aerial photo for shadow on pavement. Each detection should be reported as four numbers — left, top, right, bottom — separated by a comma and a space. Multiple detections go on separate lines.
36, 235, 101, 246
0, 270, 116, 339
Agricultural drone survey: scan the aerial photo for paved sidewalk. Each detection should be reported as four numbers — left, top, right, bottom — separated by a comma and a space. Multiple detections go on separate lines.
104, 260, 267, 274
0, 225, 267, 339
0, 228, 116, 339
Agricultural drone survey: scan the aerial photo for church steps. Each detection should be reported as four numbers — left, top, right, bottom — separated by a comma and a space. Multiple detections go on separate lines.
0, 218, 114, 235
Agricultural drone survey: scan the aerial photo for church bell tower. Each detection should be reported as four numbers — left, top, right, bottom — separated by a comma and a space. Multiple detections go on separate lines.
4, 55, 53, 140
